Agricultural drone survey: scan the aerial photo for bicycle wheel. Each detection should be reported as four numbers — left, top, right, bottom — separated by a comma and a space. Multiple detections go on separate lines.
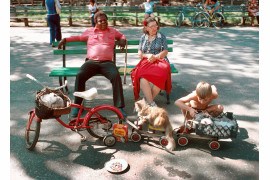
175, 12, 184, 27
87, 108, 121, 139
194, 12, 210, 28
25, 111, 41, 150
212, 12, 224, 28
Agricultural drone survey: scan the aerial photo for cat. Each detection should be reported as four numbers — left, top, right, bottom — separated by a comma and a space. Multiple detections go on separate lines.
134, 99, 176, 151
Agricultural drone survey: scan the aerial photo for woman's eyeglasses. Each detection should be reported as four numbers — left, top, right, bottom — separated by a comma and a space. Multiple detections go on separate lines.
147, 25, 158, 29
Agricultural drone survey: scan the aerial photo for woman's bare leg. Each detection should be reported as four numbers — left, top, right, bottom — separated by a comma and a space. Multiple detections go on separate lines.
151, 85, 160, 100
140, 78, 154, 103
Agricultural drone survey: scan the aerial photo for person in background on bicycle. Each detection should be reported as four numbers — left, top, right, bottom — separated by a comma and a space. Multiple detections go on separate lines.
248, 0, 259, 27
209, 0, 220, 15
131, 17, 171, 107
57, 11, 127, 117
203, 0, 212, 11
140, 0, 156, 20
88, 0, 99, 27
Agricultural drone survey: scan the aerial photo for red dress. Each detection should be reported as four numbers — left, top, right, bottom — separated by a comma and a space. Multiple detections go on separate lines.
131, 57, 172, 100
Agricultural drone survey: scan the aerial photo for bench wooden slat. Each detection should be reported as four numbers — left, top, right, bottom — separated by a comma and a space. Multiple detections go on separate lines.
53, 39, 173, 47
54, 47, 173, 55
114, 47, 173, 53
49, 64, 178, 77
53, 40, 173, 55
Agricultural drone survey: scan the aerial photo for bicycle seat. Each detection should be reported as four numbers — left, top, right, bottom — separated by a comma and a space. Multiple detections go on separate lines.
73, 88, 98, 100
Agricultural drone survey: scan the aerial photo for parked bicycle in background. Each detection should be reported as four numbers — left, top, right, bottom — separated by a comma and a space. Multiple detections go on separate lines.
175, 3, 225, 28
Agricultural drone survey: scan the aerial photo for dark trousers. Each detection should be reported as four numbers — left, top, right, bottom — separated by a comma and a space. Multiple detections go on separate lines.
74, 59, 125, 108
91, 13, 95, 27
47, 14, 62, 45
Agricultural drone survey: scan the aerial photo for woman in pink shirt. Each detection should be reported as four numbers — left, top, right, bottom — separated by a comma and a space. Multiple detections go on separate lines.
58, 12, 127, 117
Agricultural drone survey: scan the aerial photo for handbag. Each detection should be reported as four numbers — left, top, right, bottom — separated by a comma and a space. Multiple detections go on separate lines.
55, 0, 61, 14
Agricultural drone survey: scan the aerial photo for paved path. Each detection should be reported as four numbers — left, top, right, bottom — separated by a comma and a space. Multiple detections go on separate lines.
10, 26, 259, 180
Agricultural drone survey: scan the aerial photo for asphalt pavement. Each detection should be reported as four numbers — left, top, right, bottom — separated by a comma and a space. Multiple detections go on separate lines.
10, 26, 259, 180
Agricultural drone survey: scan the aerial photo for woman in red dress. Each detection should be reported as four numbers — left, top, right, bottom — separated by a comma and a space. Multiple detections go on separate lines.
131, 17, 171, 107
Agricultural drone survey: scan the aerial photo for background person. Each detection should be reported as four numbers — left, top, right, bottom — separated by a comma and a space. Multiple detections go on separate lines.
204, 0, 212, 11
131, 17, 171, 107
58, 12, 127, 117
209, 0, 220, 15
88, 0, 99, 27
140, 0, 156, 20
45, 0, 62, 47
248, 0, 259, 26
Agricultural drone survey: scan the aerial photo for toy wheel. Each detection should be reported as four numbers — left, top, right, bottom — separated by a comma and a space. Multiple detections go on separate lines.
87, 109, 121, 139
159, 136, 168, 147
177, 136, 188, 146
25, 111, 41, 151
131, 132, 141, 142
103, 135, 116, 147
209, 140, 220, 150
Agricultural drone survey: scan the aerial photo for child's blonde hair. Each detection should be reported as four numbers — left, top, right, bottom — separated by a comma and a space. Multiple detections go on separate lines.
196, 81, 212, 99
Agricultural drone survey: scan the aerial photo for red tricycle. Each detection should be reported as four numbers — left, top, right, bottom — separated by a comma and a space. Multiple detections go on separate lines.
25, 74, 124, 150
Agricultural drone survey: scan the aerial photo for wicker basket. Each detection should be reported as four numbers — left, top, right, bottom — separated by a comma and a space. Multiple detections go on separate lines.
195, 112, 238, 139
35, 88, 71, 119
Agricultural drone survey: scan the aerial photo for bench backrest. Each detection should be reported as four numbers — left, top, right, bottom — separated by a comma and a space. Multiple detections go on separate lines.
53, 39, 173, 67
53, 40, 173, 54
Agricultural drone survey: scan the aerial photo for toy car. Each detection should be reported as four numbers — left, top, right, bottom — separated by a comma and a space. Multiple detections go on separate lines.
173, 111, 238, 150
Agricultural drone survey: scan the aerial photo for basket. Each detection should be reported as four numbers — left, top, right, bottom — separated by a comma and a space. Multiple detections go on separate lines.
35, 88, 71, 119
195, 112, 238, 139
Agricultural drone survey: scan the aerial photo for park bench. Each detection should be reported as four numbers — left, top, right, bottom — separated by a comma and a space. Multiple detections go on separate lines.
10, 6, 47, 26
62, 6, 144, 26
49, 39, 178, 104
220, 4, 257, 25
155, 6, 180, 24
10, 5, 182, 27
10, 4, 257, 27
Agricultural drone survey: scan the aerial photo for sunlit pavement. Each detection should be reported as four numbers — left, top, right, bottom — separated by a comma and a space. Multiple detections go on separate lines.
10, 26, 259, 179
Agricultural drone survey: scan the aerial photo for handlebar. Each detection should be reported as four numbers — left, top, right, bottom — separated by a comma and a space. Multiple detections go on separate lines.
26, 74, 68, 90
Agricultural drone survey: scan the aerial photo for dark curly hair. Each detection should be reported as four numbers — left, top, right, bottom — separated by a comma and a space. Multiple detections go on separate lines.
142, 17, 160, 34
94, 11, 108, 24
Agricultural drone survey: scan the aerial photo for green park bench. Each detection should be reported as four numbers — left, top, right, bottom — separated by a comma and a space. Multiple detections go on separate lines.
49, 39, 178, 104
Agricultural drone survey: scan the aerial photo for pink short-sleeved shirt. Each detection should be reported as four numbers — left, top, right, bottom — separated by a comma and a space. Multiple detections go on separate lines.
65, 27, 126, 61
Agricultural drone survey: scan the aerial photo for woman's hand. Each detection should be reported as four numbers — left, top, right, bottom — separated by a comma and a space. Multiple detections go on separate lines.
147, 54, 158, 63
58, 38, 66, 49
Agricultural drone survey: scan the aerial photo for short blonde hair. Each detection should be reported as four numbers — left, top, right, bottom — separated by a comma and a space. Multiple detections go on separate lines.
196, 81, 212, 99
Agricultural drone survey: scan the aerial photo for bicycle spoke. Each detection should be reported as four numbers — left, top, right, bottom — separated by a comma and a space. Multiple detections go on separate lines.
87, 108, 121, 138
